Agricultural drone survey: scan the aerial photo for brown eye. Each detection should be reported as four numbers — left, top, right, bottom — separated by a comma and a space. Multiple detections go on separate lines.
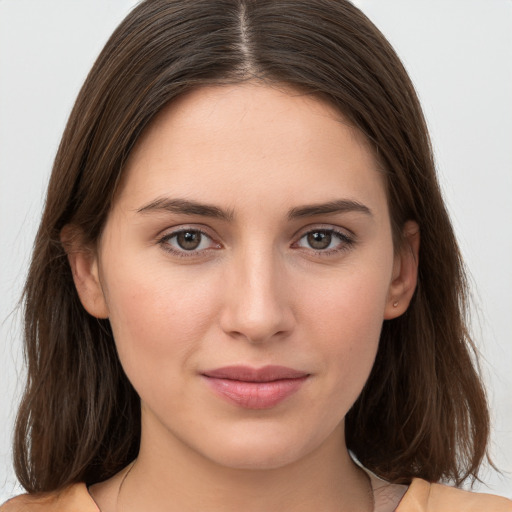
294, 228, 354, 255
306, 231, 332, 250
160, 229, 219, 255
176, 231, 202, 250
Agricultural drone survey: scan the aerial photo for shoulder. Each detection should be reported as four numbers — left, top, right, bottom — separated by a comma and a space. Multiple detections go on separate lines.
397, 478, 512, 512
0, 484, 99, 512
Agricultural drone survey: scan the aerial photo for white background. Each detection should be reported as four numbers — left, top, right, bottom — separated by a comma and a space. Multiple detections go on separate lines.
1, 0, 511, 500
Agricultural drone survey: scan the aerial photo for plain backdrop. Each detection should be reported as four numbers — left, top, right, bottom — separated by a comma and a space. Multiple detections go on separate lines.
1, 0, 511, 500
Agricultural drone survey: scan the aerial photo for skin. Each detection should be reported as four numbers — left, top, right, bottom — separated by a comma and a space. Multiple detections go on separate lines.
67, 83, 419, 512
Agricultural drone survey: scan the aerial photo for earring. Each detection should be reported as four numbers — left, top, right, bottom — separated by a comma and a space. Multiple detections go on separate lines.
393, 301, 399, 307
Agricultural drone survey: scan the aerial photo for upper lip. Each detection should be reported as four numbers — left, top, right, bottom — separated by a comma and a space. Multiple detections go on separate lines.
202, 365, 309, 382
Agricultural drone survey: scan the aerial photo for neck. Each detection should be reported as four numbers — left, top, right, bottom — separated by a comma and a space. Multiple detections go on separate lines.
111, 422, 373, 512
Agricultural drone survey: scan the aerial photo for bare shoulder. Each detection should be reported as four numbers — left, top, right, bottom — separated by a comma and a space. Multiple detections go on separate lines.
1, 484, 98, 512
398, 478, 512, 511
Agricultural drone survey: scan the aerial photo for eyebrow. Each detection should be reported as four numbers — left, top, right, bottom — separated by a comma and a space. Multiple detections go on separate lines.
136, 198, 234, 221
287, 199, 372, 219
136, 197, 372, 221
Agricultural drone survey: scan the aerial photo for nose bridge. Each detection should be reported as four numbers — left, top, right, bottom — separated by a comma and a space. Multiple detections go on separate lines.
220, 242, 293, 343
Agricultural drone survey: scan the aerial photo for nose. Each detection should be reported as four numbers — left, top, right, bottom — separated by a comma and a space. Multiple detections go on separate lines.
219, 246, 295, 344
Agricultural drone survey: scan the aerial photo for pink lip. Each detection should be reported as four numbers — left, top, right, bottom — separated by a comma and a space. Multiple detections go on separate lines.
202, 365, 309, 409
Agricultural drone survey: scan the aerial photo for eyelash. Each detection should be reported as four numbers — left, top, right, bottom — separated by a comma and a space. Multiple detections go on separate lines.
158, 228, 220, 258
157, 226, 355, 258
293, 227, 355, 256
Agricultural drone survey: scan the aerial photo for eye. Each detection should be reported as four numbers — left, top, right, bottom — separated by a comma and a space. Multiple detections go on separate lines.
294, 228, 354, 253
159, 228, 220, 255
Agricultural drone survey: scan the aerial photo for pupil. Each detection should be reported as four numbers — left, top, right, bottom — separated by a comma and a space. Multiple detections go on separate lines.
177, 231, 201, 250
307, 231, 331, 250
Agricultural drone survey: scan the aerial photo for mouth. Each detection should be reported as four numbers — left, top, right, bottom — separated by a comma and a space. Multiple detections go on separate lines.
201, 365, 310, 409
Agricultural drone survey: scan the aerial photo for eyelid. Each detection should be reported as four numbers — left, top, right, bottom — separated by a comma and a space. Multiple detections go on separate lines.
292, 223, 355, 240
157, 225, 222, 257
291, 224, 356, 254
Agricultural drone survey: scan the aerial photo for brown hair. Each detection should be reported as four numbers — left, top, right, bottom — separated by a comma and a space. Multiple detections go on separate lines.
15, 0, 490, 492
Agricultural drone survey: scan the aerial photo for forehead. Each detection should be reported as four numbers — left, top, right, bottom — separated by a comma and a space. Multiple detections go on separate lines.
116, 83, 386, 215
134, 82, 369, 159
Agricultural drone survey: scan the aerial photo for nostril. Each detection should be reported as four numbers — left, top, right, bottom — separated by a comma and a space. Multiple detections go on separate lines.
218, 264, 295, 342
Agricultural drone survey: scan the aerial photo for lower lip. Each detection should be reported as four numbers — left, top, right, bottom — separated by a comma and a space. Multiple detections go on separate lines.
203, 376, 308, 409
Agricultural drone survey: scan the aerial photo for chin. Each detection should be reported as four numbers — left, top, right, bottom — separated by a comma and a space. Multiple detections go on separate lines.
209, 445, 302, 471
196, 425, 326, 471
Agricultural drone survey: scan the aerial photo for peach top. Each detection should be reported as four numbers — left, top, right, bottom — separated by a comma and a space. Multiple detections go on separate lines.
2, 475, 511, 512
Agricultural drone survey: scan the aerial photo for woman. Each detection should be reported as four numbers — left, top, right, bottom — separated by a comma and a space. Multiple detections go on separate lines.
2, 0, 511, 510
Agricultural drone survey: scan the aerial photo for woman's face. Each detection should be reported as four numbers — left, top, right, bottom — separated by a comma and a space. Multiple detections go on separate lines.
77, 83, 414, 470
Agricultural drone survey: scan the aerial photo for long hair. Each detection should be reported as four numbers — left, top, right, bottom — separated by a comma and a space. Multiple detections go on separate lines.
15, 0, 489, 492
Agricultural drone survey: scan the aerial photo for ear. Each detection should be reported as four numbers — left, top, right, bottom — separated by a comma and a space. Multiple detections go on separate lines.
384, 220, 420, 320
60, 225, 109, 319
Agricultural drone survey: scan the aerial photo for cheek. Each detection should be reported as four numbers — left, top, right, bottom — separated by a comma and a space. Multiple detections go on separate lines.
303, 264, 391, 396
305, 261, 390, 340
100, 259, 218, 378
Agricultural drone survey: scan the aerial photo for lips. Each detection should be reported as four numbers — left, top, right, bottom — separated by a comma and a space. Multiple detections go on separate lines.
202, 365, 309, 409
